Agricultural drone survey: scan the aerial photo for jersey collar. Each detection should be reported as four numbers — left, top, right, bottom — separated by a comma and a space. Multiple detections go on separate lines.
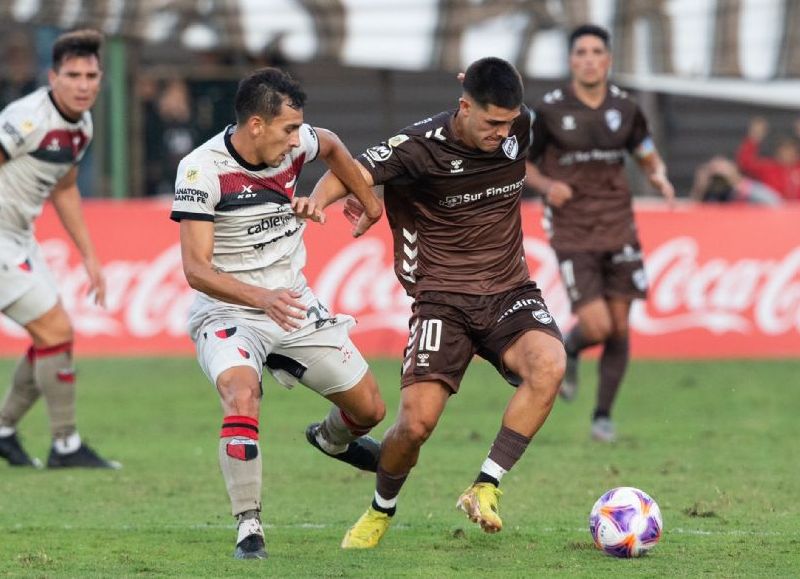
224, 125, 268, 171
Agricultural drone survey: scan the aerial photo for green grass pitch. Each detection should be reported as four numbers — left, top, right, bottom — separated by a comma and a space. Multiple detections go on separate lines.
0, 357, 798, 577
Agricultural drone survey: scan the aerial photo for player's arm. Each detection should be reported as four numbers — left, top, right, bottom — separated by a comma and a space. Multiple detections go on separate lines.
307, 160, 380, 238
294, 128, 382, 237
179, 219, 306, 331
50, 166, 106, 306
525, 161, 573, 208
634, 140, 675, 205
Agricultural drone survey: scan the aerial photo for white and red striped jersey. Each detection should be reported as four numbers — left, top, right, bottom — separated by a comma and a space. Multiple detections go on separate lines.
170, 123, 320, 294
0, 87, 92, 243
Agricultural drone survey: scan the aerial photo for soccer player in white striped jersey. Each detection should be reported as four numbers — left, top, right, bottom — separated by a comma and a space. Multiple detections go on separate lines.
171, 67, 385, 560
0, 29, 118, 469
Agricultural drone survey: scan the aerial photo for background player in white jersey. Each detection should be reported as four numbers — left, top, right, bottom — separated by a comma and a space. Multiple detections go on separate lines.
0, 29, 118, 469
171, 67, 385, 560
526, 25, 675, 442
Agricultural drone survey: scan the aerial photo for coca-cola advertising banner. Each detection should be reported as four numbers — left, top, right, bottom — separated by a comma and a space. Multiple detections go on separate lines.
1, 201, 798, 358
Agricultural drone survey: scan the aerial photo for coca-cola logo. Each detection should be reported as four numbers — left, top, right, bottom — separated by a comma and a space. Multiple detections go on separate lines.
0, 239, 195, 339
2, 233, 798, 351
633, 237, 800, 336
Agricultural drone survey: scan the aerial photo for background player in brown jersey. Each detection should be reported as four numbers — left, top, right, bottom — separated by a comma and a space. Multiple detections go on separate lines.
526, 24, 675, 443
306, 57, 566, 548
0, 30, 118, 469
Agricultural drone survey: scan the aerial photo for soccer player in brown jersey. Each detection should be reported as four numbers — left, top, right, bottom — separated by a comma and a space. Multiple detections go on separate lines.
525, 24, 675, 443
306, 57, 566, 548
0, 30, 118, 469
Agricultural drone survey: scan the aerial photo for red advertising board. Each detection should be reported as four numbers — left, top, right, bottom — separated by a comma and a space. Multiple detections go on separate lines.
1, 200, 798, 358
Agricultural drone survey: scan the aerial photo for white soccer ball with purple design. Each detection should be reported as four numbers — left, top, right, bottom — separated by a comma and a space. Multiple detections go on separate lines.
589, 486, 662, 558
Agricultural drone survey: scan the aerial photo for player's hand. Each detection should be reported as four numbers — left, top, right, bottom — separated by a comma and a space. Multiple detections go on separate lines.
546, 181, 573, 208
291, 196, 326, 224
83, 255, 106, 307
343, 196, 382, 238
259, 288, 307, 331
650, 172, 676, 208
748, 117, 768, 142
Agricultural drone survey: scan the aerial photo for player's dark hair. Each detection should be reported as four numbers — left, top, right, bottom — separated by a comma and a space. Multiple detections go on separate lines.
52, 29, 103, 70
462, 57, 523, 110
569, 24, 611, 52
235, 67, 306, 124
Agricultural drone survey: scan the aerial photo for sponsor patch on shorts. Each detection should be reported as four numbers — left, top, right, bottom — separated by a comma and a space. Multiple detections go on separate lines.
532, 309, 553, 324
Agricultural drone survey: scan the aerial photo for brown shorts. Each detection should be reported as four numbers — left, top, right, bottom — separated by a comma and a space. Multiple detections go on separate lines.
400, 282, 562, 392
555, 243, 648, 311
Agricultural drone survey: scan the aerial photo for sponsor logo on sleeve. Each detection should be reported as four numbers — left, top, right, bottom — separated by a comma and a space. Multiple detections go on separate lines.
387, 134, 409, 148
174, 188, 209, 202
2, 121, 24, 147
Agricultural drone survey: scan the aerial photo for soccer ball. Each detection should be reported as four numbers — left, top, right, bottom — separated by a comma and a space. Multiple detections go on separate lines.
589, 486, 662, 558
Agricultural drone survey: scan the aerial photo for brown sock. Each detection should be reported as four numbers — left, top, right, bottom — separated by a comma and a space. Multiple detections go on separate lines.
34, 343, 76, 439
373, 465, 409, 515
476, 425, 532, 486
565, 326, 595, 357
319, 407, 371, 448
595, 335, 630, 419
0, 346, 40, 429
219, 415, 262, 516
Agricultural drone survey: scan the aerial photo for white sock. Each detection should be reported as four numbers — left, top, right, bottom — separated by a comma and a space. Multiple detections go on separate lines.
373, 491, 397, 510
54, 431, 81, 454
480, 457, 507, 482
0, 426, 16, 437
315, 429, 347, 455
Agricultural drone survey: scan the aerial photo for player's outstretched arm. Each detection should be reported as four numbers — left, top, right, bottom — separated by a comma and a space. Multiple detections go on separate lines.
179, 220, 306, 331
637, 150, 675, 207
525, 160, 573, 208
313, 127, 382, 235
50, 166, 106, 306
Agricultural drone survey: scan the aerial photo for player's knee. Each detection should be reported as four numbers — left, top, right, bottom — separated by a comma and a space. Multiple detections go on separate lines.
217, 375, 261, 416
27, 306, 73, 347
396, 416, 435, 448
522, 344, 566, 394
347, 399, 386, 428
584, 321, 612, 343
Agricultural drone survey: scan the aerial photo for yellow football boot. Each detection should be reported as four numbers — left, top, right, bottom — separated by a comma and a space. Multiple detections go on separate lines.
341, 506, 392, 549
456, 483, 503, 533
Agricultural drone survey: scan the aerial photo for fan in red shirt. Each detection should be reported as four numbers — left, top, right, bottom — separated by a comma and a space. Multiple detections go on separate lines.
736, 116, 800, 201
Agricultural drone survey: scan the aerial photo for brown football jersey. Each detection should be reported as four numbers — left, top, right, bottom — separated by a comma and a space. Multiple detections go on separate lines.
358, 107, 533, 298
528, 84, 651, 252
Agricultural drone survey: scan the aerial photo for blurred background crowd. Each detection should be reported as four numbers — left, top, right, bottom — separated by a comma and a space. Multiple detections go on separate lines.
1, 0, 798, 205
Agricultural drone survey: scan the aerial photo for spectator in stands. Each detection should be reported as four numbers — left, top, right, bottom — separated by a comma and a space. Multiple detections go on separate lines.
144, 79, 199, 196
736, 116, 800, 201
691, 156, 782, 206
0, 31, 38, 108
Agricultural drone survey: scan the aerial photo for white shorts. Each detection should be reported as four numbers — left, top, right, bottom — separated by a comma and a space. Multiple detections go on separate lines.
192, 286, 368, 397
0, 236, 59, 325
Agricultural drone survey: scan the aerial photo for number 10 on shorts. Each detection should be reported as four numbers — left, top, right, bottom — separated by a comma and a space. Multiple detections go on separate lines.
418, 319, 442, 352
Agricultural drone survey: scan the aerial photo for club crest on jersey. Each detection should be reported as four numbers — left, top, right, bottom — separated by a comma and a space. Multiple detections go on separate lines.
501, 135, 518, 160
561, 115, 576, 131
366, 144, 392, 162
605, 109, 622, 132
